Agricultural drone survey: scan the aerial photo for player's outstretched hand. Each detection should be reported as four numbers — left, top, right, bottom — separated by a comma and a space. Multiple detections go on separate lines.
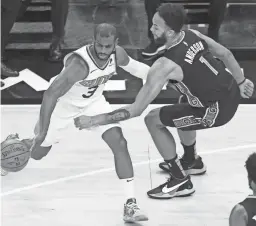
74, 115, 95, 130
239, 78, 254, 98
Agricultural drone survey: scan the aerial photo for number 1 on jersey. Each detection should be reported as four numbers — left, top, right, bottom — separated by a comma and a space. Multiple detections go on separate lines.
199, 56, 218, 75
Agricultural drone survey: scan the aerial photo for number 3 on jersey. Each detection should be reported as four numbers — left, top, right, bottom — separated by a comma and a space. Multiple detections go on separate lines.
82, 86, 98, 98
199, 56, 218, 75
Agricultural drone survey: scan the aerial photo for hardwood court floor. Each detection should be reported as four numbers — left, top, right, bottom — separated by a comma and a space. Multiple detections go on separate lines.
1, 105, 256, 226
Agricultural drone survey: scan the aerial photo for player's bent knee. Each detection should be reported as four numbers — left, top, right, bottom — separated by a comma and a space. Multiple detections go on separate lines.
31, 146, 52, 160
144, 108, 163, 127
102, 127, 128, 150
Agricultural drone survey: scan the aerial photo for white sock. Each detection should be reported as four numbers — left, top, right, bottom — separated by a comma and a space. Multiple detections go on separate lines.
121, 177, 135, 201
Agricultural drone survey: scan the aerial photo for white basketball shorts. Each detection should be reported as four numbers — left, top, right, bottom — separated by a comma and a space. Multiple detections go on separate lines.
40, 96, 120, 147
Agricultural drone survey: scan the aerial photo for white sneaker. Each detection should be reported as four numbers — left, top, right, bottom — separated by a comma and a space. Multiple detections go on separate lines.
1, 168, 9, 176
123, 198, 148, 223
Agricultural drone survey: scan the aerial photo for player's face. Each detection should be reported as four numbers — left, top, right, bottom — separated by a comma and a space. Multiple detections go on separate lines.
150, 13, 168, 45
248, 177, 256, 191
94, 34, 117, 60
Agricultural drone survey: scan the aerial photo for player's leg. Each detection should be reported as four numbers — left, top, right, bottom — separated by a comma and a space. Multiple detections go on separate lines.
84, 96, 148, 222
102, 126, 148, 223
144, 105, 195, 199
160, 95, 206, 175
176, 129, 206, 175
101, 128, 149, 223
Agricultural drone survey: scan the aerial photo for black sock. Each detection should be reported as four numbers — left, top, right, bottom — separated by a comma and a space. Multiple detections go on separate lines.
165, 155, 186, 180
182, 142, 196, 162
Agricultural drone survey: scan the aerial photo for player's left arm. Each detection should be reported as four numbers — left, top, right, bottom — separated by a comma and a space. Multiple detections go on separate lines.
229, 204, 248, 226
74, 58, 183, 129
190, 29, 254, 98
116, 45, 150, 80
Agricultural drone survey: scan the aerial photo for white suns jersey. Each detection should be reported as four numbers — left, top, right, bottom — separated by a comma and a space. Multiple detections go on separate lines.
57, 44, 117, 107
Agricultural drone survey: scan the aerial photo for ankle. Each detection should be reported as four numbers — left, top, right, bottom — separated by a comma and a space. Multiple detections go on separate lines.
182, 142, 196, 161
165, 155, 186, 179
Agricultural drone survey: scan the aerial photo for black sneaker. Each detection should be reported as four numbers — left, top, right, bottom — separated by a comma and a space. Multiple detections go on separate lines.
147, 176, 195, 199
159, 156, 207, 175
141, 41, 166, 60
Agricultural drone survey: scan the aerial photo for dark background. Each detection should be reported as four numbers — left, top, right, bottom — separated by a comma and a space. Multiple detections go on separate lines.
2, 0, 256, 104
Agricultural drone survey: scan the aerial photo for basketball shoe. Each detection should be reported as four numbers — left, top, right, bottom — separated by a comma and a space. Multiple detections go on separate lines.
147, 175, 195, 199
1, 168, 8, 176
123, 198, 148, 223
159, 155, 207, 175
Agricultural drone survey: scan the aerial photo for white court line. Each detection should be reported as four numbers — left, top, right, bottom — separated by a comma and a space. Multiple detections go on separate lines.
1, 143, 256, 197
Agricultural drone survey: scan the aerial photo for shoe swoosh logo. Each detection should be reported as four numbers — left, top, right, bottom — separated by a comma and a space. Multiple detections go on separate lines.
162, 179, 188, 194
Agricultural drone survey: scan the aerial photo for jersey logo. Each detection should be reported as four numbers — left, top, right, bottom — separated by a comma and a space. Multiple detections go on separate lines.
79, 71, 116, 87
108, 57, 115, 67
183, 41, 188, 46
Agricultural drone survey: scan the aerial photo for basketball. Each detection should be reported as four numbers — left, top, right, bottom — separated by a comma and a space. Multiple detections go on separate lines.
1, 138, 30, 172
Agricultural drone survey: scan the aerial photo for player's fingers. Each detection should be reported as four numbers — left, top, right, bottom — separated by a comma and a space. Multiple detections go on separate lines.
245, 86, 254, 95
247, 81, 254, 87
246, 90, 253, 98
245, 83, 254, 89
243, 91, 251, 98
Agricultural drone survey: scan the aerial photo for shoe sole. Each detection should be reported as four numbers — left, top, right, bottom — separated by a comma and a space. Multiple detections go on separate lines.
186, 166, 207, 175
123, 215, 149, 223
159, 165, 207, 176
148, 188, 195, 200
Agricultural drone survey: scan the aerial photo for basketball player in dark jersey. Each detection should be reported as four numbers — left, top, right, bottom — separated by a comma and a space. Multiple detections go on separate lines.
229, 152, 256, 226
73, 3, 255, 199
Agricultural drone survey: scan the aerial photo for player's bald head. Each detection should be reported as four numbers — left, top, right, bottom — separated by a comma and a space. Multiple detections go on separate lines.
94, 23, 117, 40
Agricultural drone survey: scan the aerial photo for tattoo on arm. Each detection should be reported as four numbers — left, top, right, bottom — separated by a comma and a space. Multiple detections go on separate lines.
107, 109, 131, 123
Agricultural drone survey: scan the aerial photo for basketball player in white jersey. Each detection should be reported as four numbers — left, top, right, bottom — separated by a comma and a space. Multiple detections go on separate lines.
229, 152, 256, 226
3, 23, 150, 223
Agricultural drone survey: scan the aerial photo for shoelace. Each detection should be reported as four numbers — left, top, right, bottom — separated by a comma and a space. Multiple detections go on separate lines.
126, 202, 140, 213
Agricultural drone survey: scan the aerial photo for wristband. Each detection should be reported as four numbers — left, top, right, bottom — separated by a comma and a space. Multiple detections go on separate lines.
238, 78, 246, 86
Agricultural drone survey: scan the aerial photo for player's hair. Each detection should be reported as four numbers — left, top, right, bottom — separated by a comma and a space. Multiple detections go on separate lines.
94, 23, 117, 40
245, 152, 256, 183
157, 3, 186, 32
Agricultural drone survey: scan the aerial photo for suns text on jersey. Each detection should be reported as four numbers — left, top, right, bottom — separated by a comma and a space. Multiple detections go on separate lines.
79, 72, 116, 88
184, 41, 205, 64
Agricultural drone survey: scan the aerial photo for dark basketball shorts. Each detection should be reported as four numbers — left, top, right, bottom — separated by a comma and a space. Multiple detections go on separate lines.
159, 82, 240, 131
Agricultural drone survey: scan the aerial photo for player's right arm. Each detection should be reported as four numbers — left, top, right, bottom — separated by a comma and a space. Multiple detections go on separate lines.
36, 54, 88, 143
229, 204, 248, 226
